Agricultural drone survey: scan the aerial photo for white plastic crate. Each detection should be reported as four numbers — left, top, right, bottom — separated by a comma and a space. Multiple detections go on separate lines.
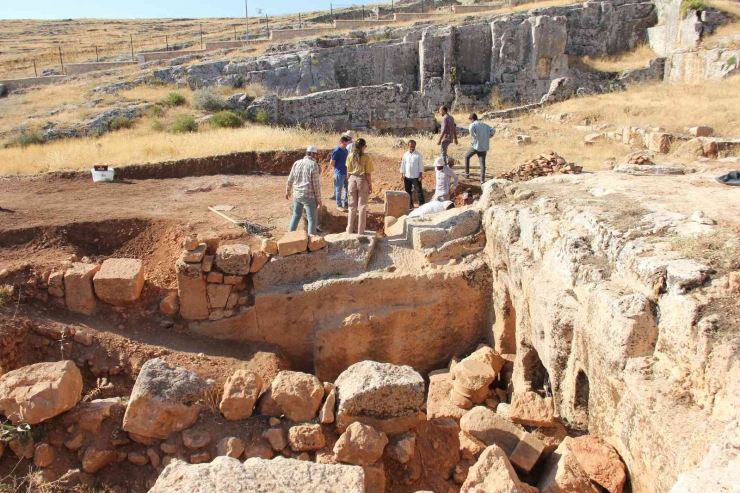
91, 167, 115, 182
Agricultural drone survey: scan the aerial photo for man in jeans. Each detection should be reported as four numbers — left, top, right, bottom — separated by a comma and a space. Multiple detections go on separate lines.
399, 139, 425, 209
465, 113, 496, 184
331, 136, 351, 211
436, 105, 457, 165
285, 146, 322, 234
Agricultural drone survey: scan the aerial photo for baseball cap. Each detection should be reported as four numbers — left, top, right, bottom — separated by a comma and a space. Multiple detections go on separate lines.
342, 131, 354, 139
306, 146, 318, 153
434, 156, 446, 167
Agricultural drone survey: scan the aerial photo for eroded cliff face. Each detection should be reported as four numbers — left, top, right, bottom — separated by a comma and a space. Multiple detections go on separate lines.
478, 174, 739, 493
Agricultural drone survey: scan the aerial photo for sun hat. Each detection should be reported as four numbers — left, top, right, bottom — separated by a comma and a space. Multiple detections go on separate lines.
306, 146, 318, 153
342, 131, 354, 139
434, 156, 446, 167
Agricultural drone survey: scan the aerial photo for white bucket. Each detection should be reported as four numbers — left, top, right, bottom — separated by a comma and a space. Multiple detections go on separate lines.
91, 167, 115, 182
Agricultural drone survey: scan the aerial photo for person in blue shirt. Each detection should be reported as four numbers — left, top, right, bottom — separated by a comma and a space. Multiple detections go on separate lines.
465, 113, 496, 184
331, 135, 351, 211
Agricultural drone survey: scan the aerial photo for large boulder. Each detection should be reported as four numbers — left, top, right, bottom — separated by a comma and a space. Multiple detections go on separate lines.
509, 391, 555, 428
0, 360, 83, 424
122, 358, 210, 439
150, 456, 366, 492
538, 436, 626, 493
461, 444, 538, 493
219, 370, 263, 421
334, 422, 388, 466
460, 406, 545, 473
335, 361, 425, 434
258, 371, 324, 422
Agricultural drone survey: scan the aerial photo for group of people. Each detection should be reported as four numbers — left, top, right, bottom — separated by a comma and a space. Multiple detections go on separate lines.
284, 106, 495, 235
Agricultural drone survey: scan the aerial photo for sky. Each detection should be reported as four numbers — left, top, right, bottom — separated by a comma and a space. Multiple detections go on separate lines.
0, 0, 343, 20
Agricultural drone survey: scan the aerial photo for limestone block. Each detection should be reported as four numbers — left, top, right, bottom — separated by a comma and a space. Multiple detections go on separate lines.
459, 430, 487, 460
183, 236, 199, 250
260, 371, 324, 422
197, 232, 221, 254
568, 436, 627, 493
219, 370, 262, 421
159, 292, 179, 316
206, 271, 223, 283
334, 422, 388, 465
278, 230, 309, 257
62, 397, 122, 433
467, 345, 506, 374
176, 259, 209, 321
509, 391, 555, 427
93, 258, 145, 305
149, 456, 366, 492
427, 370, 467, 421
182, 244, 207, 263
461, 445, 537, 493
216, 437, 245, 459
308, 234, 327, 251
385, 190, 410, 218
215, 244, 252, 275
0, 360, 83, 425
288, 423, 326, 452
202, 255, 214, 272
224, 275, 243, 285
460, 406, 544, 473
688, 126, 713, 137
384, 216, 398, 230
647, 132, 671, 153
249, 251, 269, 273
207, 283, 232, 310
335, 361, 425, 434
407, 208, 481, 251
451, 359, 496, 404
538, 438, 602, 493
262, 238, 279, 255
263, 428, 288, 451
385, 214, 407, 237
64, 262, 100, 315
122, 358, 210, 439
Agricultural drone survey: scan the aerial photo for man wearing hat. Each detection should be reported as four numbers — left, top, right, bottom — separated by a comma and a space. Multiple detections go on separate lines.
285, 146, 322, 234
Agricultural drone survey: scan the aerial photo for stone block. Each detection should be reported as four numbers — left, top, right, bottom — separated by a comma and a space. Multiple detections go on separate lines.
385, 190, 410, 218
182, 244, 207, 263
250, 251, 269, 273
427, 370, 467, 421
688, 126, 713, 137
93, 258, 145, 306
308, 235, 327, 251
176, 259, 209, 321
509, 391, 555, 428
262, 238, 279, 255
215, 244, 252, 275
289, 423, 326, 452
385, 215, 407, 237
197, 232, 220, 254
64, 263, 100, 315
278, 230, 309, 257
220, 370, 262, 421
647, 132, 671, 154
223, 275, 243, 285
206, 271, 223, 283
202, 255, 214, 272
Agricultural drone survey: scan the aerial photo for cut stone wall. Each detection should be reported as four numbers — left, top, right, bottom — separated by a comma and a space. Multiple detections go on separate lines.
665, 47, 740, 83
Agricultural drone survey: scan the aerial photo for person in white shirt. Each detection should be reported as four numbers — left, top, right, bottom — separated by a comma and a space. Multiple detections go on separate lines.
399, 139, 425, 209
465, 113, 496, 184
433, 156, 458, 201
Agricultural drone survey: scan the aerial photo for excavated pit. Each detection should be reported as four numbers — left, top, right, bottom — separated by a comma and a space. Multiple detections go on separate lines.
0, 163, 738, 493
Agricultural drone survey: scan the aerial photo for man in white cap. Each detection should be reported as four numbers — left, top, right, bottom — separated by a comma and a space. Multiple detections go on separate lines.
433, 156, 458, 202
285, 146, 322, 234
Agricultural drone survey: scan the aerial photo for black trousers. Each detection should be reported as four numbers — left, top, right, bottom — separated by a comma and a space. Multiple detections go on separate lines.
465, 148, 487, 183
403, 177, 425, 208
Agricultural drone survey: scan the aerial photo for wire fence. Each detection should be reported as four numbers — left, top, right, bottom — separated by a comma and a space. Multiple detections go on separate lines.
0, 0, 468, 79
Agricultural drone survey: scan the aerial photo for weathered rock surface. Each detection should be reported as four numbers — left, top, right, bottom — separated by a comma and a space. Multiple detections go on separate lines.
215, 244, 252, 275
217, 437, 245, 459
334, 422, 388, 465
277, 230, 308, 257
150, 456, 366, 492
509, 391, 555, 428
220, 370, 263, 421
122, 358, 210, 439
288, 423, 326, 452
335, 361, 425, 433
0, 360, 82, 424
64, 262, 100, 314
176, 258, 209, 320
568, 436, 627, 493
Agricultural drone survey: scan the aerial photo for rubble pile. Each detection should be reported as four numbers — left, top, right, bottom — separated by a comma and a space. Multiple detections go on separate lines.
496, 152, 583, 182
625, 151, 654, 165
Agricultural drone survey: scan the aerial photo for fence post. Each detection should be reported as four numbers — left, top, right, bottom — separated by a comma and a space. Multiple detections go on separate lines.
200, 23, 203, 49
265, 14, 270, 38
95, 45, 99, 62
299, 12, 302, 29
234, 25, 237, 41
362, 5, 365, 19
330, 3, 333, 22
33, 59, 38, 78
130, 34, 134, 61
165, 35, 169, 51
58, 46, 64, 74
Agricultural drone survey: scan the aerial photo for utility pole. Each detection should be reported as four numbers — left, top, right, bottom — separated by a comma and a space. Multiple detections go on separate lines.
299, 12, 302, 29
330, 3, 333, 22
58, 46, 64, 74
245, 0, 249, 44
95, 45, 99, 62
165, 35, 169, 51
265, 14, 269, 37
200, 23, 203, 49
130, 34, 134, 60
392, 0, 394, 14
234, 25, 237, 41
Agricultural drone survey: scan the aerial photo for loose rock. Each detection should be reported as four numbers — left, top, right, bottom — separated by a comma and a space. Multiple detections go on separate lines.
334, 422, 388, 465
220, 369, 263, 421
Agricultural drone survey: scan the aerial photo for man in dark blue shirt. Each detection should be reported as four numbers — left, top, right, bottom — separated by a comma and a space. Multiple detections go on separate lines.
331, 135, 351, 211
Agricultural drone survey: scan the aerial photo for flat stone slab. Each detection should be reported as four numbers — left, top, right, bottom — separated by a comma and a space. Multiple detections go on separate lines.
278, 230, 308, 257
64, 262, 100, 315
150, 456, 366, 492
93, 258, 145, 305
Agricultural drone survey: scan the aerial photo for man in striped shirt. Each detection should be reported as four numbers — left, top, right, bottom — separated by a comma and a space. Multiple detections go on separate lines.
285, 146, 322, 234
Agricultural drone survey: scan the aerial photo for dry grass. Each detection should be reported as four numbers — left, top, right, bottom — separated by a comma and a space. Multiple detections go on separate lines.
701, 0, 740, 47
578, 44, 658, 73
3, 74, 740, 176
548, 75, 740, 137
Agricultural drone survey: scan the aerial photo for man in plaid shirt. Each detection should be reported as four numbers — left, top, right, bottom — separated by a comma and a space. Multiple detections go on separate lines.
285, 146, 323, 234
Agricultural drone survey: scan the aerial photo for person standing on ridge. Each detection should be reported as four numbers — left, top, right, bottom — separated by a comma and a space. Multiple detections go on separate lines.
465, 113, 496, 184
400, 139, 425, 210
331, 135, 351, 211
285, 146, 322, 235
437, 106, 457, 166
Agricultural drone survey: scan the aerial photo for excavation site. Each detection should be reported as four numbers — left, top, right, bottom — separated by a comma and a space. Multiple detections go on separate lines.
0, 0, 738, 491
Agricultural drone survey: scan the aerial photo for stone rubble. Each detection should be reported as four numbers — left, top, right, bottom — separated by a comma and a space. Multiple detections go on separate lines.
496, 152, 582, 182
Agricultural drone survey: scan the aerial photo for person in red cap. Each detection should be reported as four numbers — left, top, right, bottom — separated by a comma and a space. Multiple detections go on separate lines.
285, 146, 322, 234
